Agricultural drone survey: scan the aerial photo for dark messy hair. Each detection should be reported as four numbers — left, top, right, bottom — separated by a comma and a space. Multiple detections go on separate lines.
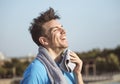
29, 7, 60, 46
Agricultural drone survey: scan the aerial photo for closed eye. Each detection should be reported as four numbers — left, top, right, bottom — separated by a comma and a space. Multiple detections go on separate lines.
52, 27, 59, 32
49, 25, 63, 32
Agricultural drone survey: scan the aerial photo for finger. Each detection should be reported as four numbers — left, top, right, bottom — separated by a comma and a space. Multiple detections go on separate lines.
70, 57, 79, 63
69, 52, 77, 57
70, 56, 76, 60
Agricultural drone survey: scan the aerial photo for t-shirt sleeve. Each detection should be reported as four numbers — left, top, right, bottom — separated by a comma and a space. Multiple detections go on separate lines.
20, 59, 49, 84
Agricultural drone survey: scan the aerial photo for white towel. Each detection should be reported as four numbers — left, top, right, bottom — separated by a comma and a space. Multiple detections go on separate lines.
59, 49, 76, 72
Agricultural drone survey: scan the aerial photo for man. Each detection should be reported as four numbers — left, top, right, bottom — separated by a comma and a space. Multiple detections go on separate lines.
21, 7, 84, 84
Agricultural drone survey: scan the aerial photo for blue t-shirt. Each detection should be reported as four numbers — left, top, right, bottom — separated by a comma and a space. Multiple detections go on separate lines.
20, 58, 76, 84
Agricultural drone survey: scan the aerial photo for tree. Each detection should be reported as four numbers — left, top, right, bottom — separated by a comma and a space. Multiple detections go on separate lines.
107, 53, 120, 71
96, 57, 107, 73
0, 67, 7, 78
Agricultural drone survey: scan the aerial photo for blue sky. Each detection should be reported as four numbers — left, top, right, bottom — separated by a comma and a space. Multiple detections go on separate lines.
0, 0, 120, 57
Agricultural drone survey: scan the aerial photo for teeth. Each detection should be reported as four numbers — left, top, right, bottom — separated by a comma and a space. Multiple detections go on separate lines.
61, 36, 66, 40
62, 37, 66, 39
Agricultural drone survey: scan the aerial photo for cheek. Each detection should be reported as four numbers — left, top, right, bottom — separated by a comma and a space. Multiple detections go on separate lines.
51, 33, 60, 43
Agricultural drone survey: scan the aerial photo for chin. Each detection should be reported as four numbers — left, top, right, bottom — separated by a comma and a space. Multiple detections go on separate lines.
63, 45, 68, 48
59, 45, 68, 49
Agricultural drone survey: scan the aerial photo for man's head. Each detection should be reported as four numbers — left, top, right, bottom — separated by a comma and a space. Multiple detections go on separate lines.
29, 7, 60, 46
29, 7, 68, 49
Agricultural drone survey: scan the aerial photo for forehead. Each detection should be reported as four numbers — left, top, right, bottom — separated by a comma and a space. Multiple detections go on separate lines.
42, 19, 61, 30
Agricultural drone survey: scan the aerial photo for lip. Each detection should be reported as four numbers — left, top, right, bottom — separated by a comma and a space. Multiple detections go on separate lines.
60, 36, 66, 40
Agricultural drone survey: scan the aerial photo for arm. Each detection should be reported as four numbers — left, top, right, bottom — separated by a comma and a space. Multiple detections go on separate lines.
70, 52, 84, 84
74, 72, 84, 84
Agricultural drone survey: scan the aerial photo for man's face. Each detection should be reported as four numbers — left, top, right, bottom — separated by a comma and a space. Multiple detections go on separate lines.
42, 19, 68, 49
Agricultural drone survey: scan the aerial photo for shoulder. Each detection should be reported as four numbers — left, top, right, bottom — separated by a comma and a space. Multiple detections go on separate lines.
21, 58, 50, 84
29, 58, 46, 72
24, 58, 47, 76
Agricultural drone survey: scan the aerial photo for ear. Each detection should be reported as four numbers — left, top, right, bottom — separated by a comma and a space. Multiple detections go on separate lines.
39, 37, 48, 46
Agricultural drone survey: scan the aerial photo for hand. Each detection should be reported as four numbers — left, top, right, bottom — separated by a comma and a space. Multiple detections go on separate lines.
70, 51, 84, 84
70, 51, 83, 74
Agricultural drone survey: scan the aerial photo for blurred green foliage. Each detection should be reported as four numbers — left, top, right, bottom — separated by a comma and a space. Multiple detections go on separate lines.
0, 58, 30, 78
76, 45, 120, 74
0, 45, 120, 78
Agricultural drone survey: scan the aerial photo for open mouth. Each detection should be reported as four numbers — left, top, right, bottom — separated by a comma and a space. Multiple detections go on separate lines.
61, 36, 66, 40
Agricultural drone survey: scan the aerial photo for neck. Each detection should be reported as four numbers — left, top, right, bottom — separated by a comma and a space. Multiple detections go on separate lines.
46, 47, 65, 63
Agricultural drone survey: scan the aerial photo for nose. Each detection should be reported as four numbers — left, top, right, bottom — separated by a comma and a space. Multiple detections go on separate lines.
60, 28, 66, 34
